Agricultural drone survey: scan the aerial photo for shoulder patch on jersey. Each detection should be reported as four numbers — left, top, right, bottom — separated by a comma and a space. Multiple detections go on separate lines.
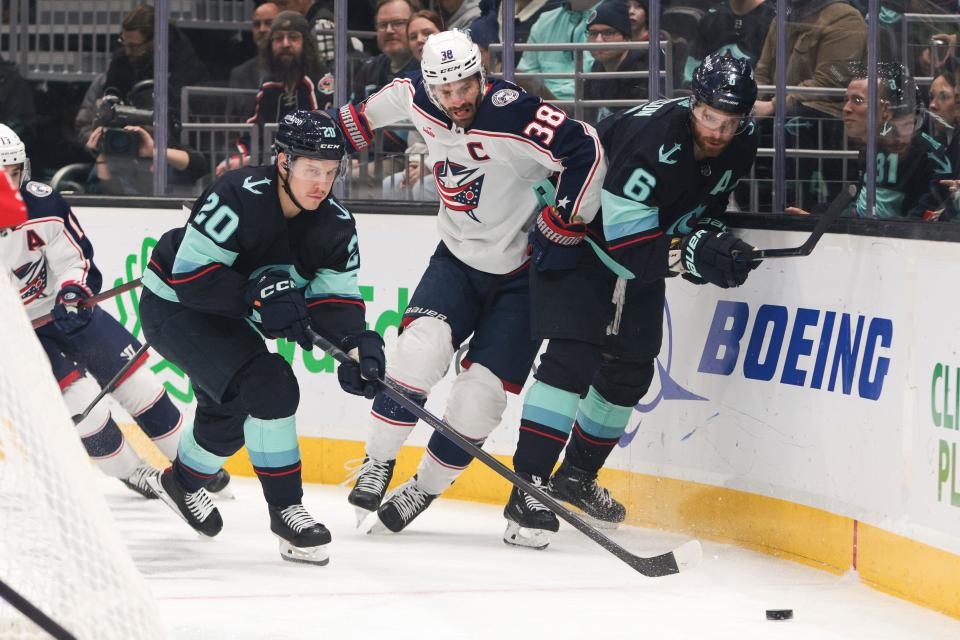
491, 89, 520, 107
25, 181, 52, 197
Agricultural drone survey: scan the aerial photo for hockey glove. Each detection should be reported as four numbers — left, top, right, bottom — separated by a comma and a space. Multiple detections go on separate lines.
528, 205, 586, 272
337, 330, 385, 399
245, 270, 313, 350
52, 284, 93, 334
679, 230, 760, 288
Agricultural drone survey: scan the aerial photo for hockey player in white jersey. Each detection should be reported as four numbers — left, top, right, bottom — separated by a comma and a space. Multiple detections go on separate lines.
334, 30, 605, 533
0, 123, 229, 498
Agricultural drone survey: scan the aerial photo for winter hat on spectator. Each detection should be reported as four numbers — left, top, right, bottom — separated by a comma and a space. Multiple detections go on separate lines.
588, 0, 632, 39
270, 10, 311, 40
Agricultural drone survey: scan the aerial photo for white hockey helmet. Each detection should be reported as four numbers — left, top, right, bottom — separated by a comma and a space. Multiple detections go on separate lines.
421, 30, 487, 113
0, 123, 29, 186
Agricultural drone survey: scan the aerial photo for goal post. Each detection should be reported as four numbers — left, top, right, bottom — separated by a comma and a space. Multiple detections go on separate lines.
0, 271, 166, 640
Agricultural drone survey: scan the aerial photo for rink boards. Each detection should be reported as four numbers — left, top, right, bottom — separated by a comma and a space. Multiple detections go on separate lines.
77, 206, 960, 619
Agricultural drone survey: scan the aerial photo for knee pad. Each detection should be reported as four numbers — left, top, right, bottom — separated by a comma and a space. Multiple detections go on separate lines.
535, 339, 602, 397
444, 363, 507, 440
593, 356, 654, 407
63, 376, 111, 440
386, 316, 455, 394
235, 352, 300, 419
111, 365, 182, 451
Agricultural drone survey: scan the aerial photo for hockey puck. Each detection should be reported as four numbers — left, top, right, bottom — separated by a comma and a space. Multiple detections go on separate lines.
765, 609, 793, 621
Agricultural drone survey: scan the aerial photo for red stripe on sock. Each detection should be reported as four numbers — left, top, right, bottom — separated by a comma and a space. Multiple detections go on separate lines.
254, 463, 302, 477
519, 424, 568, 444
573, 422, 618, 447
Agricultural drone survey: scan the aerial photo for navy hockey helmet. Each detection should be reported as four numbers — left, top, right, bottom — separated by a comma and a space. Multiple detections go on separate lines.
274, 110, 346, 162
691, 51, 758, 115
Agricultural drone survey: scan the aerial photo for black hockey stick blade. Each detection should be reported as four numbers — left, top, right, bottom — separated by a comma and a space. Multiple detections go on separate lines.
72, 343, 150, 425
735, 183, 858, 261
308, 329, 702, 577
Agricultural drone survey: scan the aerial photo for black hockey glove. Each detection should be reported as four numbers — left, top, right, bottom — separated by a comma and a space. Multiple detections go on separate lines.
52, 284, 93, 334
528, 205, 586, 272
679, 230, 760, 288
245, 270, 313, 350
337, 330, 385, 399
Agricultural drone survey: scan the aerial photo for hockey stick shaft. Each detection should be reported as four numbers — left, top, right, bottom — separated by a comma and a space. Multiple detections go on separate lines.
31, 278, 143, 329
72, 343, 150, 425
0, 578, 77, 640
734, 184, 857, 261
308, 329, 699, 577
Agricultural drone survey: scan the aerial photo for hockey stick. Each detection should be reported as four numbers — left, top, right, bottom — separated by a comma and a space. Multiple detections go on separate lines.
0, 577, 77, 640
734, 184, 857, 261
308, 329, 702, 578
71, 343, 150, 425
31, 278, 143, 329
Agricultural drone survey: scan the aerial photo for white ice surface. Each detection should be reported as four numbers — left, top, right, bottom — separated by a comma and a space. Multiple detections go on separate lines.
96, 477, 960, 640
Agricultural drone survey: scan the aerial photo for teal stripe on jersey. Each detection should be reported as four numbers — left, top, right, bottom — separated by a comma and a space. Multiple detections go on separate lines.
243, 415, 301, 468
308, 268, 361, 300
142, 269, 179, 303
521, 381, 580, 434
177, 421, 228, 475
855, 187, 906, 219
575, 386, 633, 440
601, 189, 660, 241
172, 225, 239, 275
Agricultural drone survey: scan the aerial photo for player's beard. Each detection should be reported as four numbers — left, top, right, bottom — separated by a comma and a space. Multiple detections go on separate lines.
692, 125, 732, 158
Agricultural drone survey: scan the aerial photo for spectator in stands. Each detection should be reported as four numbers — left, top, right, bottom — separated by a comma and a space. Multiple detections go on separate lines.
788, 62, 951, 220
625, 0, 647, 41
0, 55, 36, 150
582, 0, 647, 123
277, 0, 377, 36
408, 10, 444, 62
351, 0, 421, 102
470, 0, 562, 53
75, 74, 108, 148
437, 0, 482, 30
227, 2, 280, 121
516, 0, 599, 103
218, 10, 334, 175
752, 0, 866, 208
381, 141, 438, 200
928, 70, 960, 149
682, 0, 774, 86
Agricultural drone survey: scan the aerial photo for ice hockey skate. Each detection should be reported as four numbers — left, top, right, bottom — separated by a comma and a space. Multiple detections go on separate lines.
147, 468, 223, 537
503, 474, 559, 550
121, 463, 160, 499
549, 461, 625, 528
360, 476, 436, 534
269, 504, 332, 566
345, 457, 396, 524
205, 468, 234, 499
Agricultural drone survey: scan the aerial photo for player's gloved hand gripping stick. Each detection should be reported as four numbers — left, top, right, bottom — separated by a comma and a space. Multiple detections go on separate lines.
31, 278, 142, 329
308, 327, 702, 578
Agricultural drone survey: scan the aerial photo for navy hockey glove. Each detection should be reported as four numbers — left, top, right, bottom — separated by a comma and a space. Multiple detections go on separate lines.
679, 230, 760, 288
528, 205, 586, 272
52, 284, 93, 334
337, 330, 385, 399
245, 271, 313, 350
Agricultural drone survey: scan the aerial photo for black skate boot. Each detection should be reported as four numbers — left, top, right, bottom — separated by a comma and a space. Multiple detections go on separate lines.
147, 468, 223, 537
503, 474, 559, 550
549, 461, 625, 527
121, 464, 160, 499
346, 457, 396, 524
269, 504, 332, 566
206, 468, 232, 494
363, 476, 436, 534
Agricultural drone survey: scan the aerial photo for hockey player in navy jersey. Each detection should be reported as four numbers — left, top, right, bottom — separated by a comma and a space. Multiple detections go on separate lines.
504, 53, 763, 548
0, 123, 216, 500
139, 110, 383, 566
334, 29, 604, 534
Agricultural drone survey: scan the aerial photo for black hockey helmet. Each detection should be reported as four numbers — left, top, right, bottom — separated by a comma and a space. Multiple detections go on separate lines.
274, 110, 345, 161
691, 51, 757, 115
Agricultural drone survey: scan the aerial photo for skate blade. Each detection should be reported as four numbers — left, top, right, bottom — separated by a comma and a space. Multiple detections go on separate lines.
277, 538, 330, 566
209, 485, 236, 501
359, 509, 389, 535
353, 506, 374, 527
503, 521, 551, 550
146, 475, 219, 538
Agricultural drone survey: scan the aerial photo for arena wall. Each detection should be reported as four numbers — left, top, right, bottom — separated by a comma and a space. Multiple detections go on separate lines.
79, 206, 960, 619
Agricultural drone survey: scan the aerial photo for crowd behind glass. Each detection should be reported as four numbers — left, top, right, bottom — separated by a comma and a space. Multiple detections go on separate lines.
4, 0, 960, 220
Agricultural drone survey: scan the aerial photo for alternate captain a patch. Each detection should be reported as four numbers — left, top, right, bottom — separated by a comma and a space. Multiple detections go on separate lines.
433, 160, 485, 222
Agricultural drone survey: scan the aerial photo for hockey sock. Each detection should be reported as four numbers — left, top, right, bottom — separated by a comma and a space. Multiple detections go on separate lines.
81, 414, 142, 479
366, 387, 426, 462
514, 381, 580, 479
244, 415, 304, 506
564, 386, 632, 474
174, 420, 230, 493
415, 430, 485, 495
134, 393, 183, 460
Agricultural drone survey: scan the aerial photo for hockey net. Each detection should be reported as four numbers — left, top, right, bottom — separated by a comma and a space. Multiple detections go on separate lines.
0, 271, 165, 639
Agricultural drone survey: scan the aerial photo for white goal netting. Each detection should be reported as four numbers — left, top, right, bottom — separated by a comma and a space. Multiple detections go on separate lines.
0, 271, 165, 640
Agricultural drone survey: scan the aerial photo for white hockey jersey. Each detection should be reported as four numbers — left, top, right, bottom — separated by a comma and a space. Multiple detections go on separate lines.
4, 181, 101, 320
337, 77, 605, 274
